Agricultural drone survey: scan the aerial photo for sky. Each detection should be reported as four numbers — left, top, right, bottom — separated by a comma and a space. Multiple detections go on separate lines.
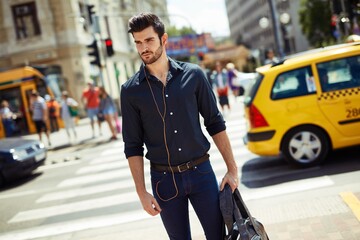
166, 0, 230, 37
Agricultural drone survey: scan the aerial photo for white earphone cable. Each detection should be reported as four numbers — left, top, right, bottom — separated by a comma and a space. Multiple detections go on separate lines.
144, 68, 179, 201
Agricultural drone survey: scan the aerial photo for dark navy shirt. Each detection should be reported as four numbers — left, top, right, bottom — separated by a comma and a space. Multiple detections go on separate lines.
121, 57, 226, 165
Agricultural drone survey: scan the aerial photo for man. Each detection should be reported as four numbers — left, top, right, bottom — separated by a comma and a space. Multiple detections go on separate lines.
121, 13, 238, 239
81, 81, 102, 137
30, 90, 51, 146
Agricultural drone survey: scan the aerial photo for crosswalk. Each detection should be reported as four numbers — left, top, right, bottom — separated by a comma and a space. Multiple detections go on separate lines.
0, 101, 249, 239
0, 97, 343, 240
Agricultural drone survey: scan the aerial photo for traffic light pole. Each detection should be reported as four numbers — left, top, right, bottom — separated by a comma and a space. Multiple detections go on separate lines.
83, 0, 104, 86
85, 2, 117, 97
89, 14, 105, 87
268, 0, 284, 59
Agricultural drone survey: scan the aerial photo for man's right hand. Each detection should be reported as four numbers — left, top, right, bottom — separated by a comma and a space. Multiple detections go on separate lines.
139, 191, 162, 216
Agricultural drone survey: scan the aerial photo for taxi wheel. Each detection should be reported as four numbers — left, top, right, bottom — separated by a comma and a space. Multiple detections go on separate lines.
281, 126, 330, 168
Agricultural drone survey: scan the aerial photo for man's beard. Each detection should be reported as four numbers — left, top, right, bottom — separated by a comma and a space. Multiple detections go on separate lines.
140, 43, 163, 65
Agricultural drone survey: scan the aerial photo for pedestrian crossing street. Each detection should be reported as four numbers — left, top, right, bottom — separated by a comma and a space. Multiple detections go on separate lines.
0, 98, 344, 240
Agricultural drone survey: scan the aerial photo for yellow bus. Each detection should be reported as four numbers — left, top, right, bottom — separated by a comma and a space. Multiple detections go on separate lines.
0, 66, 55, 138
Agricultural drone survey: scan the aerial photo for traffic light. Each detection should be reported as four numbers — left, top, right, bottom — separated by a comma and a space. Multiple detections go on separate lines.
104, 38, 114, 57
198, 52, 204, 61
87, 40, 101, 67
87, 4, 95, 24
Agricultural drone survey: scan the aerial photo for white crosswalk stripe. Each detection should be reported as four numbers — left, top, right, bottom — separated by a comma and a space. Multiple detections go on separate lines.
76, 160, 129, 174
57, 169, 129, 188
36, 180, 136, 203
9, 192, 140, 223
1, 210, 149, 240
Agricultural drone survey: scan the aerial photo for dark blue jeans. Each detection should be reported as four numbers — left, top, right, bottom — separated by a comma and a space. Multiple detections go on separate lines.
151, 160, 224, 240
2, 119, 14, 137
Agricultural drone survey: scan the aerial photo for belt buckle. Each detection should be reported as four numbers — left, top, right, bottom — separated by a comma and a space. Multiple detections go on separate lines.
177, 161, 191, 172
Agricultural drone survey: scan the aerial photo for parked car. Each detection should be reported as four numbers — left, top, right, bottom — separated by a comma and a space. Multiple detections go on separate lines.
243, 42, 360, 167
0, 138, 46, 186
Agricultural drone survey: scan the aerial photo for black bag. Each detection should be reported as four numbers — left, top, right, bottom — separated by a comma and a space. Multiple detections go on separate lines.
97, 112, 105, 122
220, 185, 269, 240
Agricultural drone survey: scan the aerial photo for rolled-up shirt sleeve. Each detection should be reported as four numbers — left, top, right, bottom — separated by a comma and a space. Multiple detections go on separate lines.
195, 68, 226, 136
121, 86, 144, 158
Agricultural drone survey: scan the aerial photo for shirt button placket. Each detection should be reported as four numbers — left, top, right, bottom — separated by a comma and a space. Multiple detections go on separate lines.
169, 109, 181, 152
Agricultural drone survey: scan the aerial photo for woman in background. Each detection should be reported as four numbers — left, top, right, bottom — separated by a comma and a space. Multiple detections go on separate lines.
211, 61, 231, 113
98, 87, 118, 140
61, 91, 78, 142
226, 62, 240, 97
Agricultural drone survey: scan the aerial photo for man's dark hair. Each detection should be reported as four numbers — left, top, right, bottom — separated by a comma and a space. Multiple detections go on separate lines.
128, 12, 165, 40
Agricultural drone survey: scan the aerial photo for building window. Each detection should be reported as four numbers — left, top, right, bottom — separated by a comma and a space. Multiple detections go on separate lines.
12, 2, 41, 40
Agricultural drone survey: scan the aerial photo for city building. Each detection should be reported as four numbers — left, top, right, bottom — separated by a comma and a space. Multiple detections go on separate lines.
0, 0, 168, 107
225, 0, 310, 63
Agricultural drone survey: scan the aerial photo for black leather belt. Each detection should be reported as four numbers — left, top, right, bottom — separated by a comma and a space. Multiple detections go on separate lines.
151, 153, 210, 173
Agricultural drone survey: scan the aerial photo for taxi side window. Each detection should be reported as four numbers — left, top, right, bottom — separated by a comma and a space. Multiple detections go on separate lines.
271, 66, 315, 100
316, 55, 360, 92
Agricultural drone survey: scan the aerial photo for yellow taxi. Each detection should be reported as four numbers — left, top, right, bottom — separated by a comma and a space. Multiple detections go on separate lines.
243, 42, 360, 167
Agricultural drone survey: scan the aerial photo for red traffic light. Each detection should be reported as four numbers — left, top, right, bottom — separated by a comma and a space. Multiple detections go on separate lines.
104, 38, 114, 57
105, 38, 113, 46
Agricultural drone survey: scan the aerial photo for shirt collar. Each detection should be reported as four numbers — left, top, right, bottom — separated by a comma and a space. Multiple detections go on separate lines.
138, 57, 183, 83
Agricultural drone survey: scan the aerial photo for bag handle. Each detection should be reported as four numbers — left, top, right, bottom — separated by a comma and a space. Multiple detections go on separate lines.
233, 188, 267, 239
233, 189, 251, 219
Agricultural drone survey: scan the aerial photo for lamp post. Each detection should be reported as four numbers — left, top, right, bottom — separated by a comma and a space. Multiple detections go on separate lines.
268, 0, 284, 58
259, 0, 292, 58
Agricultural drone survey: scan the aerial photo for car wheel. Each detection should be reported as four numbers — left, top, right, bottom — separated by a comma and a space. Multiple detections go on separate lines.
281, 126, 330, 167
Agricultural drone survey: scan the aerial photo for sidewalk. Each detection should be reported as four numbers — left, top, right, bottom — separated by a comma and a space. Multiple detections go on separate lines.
52, 193, 360, 240
36, 193, 360, 240
22, 118, 120, 165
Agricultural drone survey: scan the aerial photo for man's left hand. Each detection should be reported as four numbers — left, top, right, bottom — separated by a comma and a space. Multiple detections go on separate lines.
220, 171, 238, 192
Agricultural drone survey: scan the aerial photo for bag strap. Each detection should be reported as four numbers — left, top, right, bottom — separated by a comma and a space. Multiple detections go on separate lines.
233, 189, 251, 219
233, 188, 266, 239
232, 198, 251, 240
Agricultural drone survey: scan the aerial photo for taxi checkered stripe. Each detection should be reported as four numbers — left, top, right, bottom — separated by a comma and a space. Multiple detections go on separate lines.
318, 87, 360, 101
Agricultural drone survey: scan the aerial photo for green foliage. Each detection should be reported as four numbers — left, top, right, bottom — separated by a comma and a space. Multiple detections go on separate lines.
166, 25, 197, 36
299, 0, 336, 47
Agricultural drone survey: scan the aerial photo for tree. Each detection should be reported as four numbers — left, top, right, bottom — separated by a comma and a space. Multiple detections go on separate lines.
299, 0, 335, 47
166, 25, 197, 36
